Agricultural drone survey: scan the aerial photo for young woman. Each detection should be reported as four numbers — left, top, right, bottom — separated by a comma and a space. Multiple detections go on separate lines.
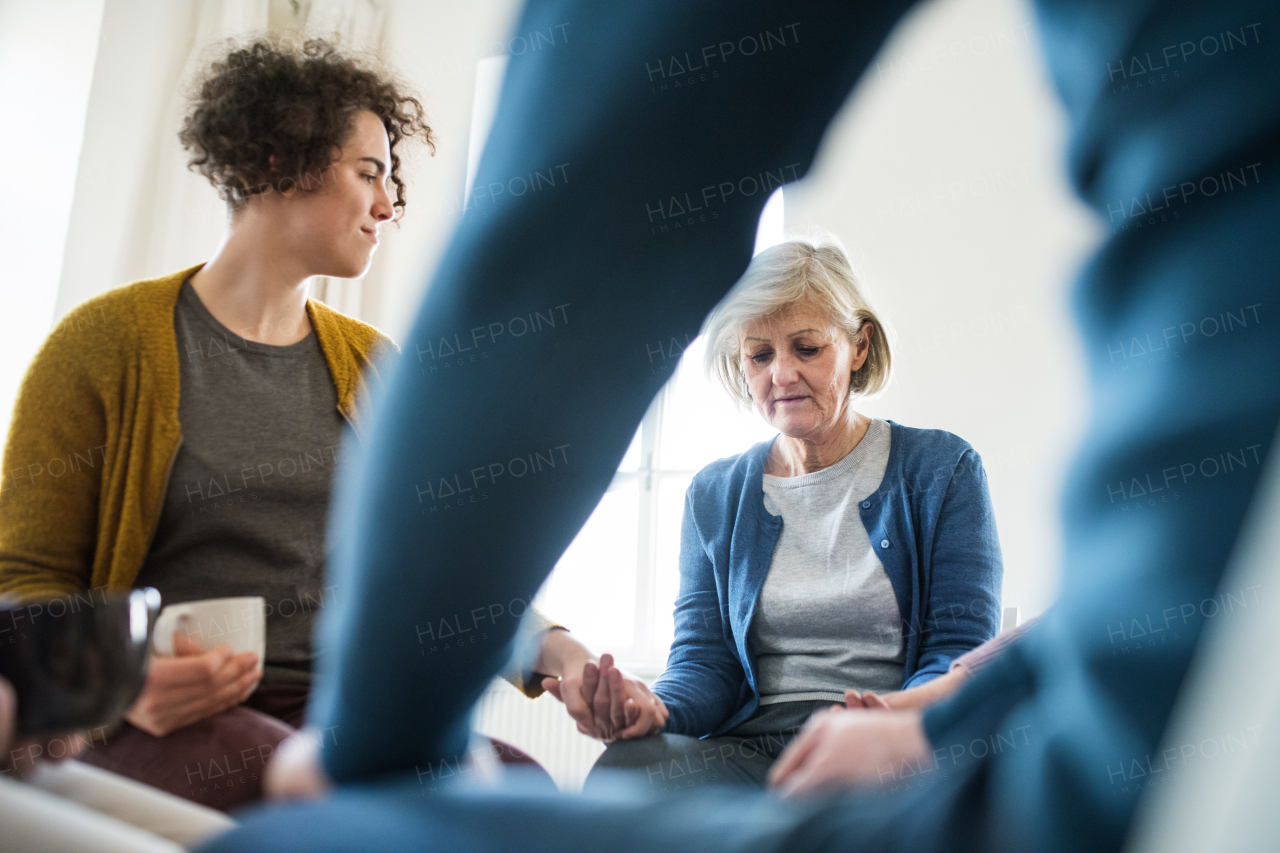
0, 37, 661, 812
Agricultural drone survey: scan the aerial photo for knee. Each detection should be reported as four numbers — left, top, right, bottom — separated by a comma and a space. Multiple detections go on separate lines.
142, 705, 295, 774
203, 706, 296, 758
591, 734, 676, 771
583, 736, 672, 796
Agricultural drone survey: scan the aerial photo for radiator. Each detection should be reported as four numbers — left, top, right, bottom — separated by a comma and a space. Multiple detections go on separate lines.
472, 679, 606, 792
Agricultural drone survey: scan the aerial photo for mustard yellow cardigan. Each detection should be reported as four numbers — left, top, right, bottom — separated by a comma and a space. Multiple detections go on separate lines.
0, 263, 550, 695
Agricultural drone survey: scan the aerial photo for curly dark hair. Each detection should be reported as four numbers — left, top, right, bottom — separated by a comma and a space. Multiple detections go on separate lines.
179, 36, 434, 218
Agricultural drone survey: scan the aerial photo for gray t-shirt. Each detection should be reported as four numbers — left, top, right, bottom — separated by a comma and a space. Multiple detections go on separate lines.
134, 280, 345, 685
750, 418, 906, 704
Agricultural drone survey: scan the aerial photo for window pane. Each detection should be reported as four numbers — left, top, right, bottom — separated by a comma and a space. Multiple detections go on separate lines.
659, 336, 776, 472
616, 423, 642, 473
535, 480, 639, 652
651, 472, 694, 659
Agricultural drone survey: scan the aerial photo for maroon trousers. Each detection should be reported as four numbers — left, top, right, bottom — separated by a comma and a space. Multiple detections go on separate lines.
80, 683, 308, 812
80, 683, 552, 812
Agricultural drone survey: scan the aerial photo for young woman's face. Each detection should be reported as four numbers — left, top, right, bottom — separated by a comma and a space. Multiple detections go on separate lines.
738, 300, 871, 442
275, 109, 395, 279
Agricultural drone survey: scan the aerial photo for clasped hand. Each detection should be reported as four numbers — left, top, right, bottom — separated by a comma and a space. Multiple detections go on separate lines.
766, 689, 931, 797
542, 653, 667, 741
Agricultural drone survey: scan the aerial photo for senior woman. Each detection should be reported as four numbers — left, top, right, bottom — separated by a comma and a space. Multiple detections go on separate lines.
585, 240, 1003, 791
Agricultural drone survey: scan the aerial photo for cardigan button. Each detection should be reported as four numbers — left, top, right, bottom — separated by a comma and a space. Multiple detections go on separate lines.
880, 539, 890, 549
861, 500, 871, 508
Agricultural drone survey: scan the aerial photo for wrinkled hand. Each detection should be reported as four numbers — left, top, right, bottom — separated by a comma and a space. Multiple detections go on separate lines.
125, 633, 260, 737
767, 706, 931, 797
844, 689, 891, 710
544, 653, 667, 741
588, 654, 668, 741
843, 667, 970, 713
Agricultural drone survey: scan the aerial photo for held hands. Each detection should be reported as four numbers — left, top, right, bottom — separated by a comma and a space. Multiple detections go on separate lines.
765, 685, 942, 796
125, 632, 261, 737
843, 688, 892, 710
767, 704, 932, 797
261, 654, 673, 801
844, 667, 970, 713
263, 657, 672, 802
764, 675, 969, 795
543, 653, 668, 741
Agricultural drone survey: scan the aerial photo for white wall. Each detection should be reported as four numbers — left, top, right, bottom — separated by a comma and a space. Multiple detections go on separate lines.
366, 0, 524, 340
54, 0, 199, 317
0, 0, 105, 444
42, 0, 524, 344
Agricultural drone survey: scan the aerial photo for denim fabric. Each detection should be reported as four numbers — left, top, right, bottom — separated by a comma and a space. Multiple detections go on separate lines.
654, 423, 1002, 738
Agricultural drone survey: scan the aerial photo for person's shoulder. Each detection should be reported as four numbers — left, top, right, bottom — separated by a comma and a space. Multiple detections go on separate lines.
885, 420, 984, 488
60, 264, 193, 327
687, 439, 773, 502
38, 264, 197, 370
887, 420, 976, 459
308, 300, 398, 360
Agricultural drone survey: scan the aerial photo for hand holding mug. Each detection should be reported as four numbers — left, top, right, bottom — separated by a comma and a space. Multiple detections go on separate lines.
126, 632, 260, 737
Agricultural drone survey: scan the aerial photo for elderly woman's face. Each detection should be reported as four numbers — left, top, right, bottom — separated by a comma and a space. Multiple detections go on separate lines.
738, 300, 870, 441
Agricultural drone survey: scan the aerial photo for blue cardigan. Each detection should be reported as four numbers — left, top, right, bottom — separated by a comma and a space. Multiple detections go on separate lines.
652, 420, 1004, 737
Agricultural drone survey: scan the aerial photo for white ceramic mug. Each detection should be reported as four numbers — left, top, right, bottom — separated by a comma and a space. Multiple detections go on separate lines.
152, 596, 266, 663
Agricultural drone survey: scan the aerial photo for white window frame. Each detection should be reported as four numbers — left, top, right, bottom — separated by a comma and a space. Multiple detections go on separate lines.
599, 388, 699, 674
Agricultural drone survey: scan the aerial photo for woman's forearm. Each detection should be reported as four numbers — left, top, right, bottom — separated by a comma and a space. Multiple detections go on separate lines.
882, 667, 970, 711
532, 627, 596, 678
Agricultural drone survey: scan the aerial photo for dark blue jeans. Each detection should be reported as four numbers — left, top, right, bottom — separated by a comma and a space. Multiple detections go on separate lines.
206, 1, 1280, 851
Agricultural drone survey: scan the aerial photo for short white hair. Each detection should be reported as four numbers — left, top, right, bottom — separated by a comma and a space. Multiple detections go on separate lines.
702, 239, 893, 407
